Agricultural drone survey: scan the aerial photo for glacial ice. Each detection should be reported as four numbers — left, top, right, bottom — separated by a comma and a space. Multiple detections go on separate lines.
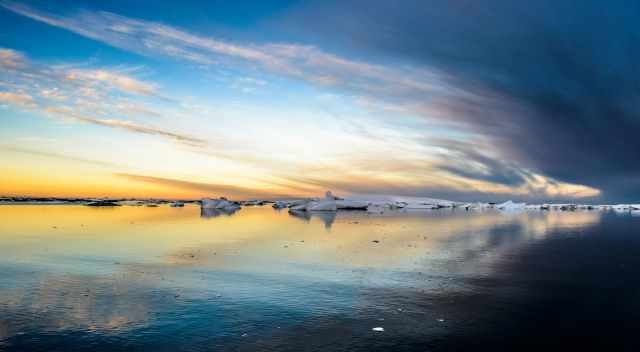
496, 200, 527, 210
201, 198, 240, 211
194, 191, 639, 215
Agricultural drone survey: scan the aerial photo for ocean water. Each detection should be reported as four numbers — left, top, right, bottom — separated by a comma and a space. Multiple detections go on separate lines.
0, 205, 639, 351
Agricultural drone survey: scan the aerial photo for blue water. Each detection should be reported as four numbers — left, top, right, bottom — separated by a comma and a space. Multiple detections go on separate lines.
1, 205, 639, 351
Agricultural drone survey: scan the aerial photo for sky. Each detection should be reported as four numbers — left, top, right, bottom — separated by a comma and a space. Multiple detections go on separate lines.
0, 0, 636, 202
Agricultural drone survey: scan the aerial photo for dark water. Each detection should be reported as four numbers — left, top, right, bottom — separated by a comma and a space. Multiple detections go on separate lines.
1, 205, 639, 351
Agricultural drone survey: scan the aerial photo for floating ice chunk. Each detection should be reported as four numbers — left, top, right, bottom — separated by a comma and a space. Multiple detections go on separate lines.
496, 200, 526, 211
388, 201, 407, 209
242, 200, 266, 206
306, 198, 338, 211
335, 199, 369, 210
372, 327, 384, 332
290, 202, 309, 211
403, 202, 440, 209
458, 202, 494, 210
613, 204, 632, 211
201, 198, 240, 210
286, 191, 338, 212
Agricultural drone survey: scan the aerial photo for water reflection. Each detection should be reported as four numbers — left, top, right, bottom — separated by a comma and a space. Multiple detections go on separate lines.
288, 210, 337, 229
200, 206, 240, 218
0, 271, 151, 336
1, 205, 636, 351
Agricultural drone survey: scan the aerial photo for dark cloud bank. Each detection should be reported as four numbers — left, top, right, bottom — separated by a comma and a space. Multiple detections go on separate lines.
283, 0, 640, 202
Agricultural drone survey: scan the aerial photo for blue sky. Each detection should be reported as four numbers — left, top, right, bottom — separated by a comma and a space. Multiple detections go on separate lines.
3, 0, 635, 202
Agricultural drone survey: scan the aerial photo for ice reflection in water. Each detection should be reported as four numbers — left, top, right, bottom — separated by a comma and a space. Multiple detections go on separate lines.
288, 209, 337, 229
200, 207, 240, 218
1, 205, 636, 351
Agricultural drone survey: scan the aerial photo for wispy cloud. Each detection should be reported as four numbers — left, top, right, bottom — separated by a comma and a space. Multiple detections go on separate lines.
116, 173, 290, 199
0, 1, 449, 102
0, 91, 36, 107
0, 1, 609, 201
0, 47, 25, 69
0, 144, 121, 167
43, 106, 206, 147
0, 47, 204, 147
64, 69, 158, 96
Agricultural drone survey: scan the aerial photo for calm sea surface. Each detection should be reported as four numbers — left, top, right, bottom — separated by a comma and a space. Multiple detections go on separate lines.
1, 205, 639, 351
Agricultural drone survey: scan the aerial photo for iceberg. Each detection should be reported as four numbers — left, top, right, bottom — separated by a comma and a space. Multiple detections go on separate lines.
286, 191, 341, 212
496, 200, 526, 210
305, 191, 337, 211
242, 200, 266, 206
335, 199, 369, 210
201, 197, 240, 211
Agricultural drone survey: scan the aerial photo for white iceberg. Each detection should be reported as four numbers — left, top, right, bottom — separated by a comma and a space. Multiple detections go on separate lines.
286, 191, 343, 212
335, 199, 369, 210
272, 201, 288, 209
201, 197, 240, 211
305, 191, 337, 211
496, 200, 526, 210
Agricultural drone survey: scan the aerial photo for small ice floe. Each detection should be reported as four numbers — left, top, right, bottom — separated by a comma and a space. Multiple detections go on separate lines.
520, 203, 600, 211
86, 200, 121, 207
287, 191, 338, 212
463, 202, 496, 210
405, 203, 438, 210
278, 199, 311, 211
366, 204, 387, 213
272, 201, 288, 209
547, 204, 578, 211
496, 200, 526, 211
201, 197, 240, 211
242, 200, 266, 206
366, 201, 407, 211
610, 204, 640, 212
288, 202, 309, 211
363, 196, 461, 211
388, 201, 408, 209
335, 199, 369, 210
372, 327, 385, 332
306, 197, 337, 211
283, 191, 371, 212
170, 201, 184, 207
